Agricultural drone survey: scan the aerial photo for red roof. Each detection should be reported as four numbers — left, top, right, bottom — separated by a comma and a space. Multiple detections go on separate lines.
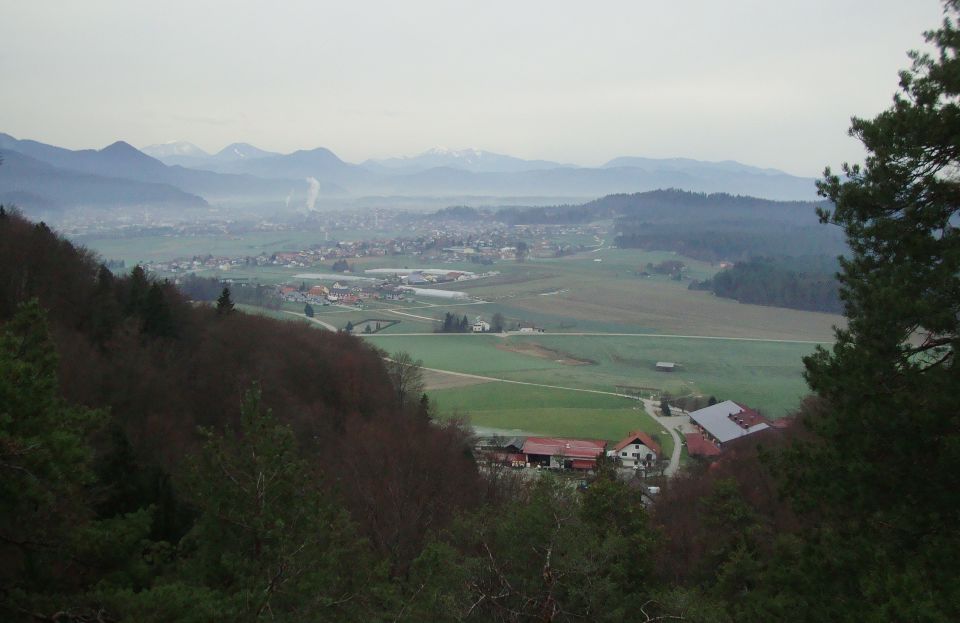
522, 437, 606, 459
732, 402, 768, 429
612, 430, 662, 456
488, 452, 526, 464
685, 433, 721, 457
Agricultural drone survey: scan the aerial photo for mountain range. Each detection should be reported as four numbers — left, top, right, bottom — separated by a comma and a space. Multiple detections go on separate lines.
0, 133, 819, 216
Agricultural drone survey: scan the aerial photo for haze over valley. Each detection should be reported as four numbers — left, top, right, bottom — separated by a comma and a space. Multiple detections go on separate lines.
1, 1, 956, 621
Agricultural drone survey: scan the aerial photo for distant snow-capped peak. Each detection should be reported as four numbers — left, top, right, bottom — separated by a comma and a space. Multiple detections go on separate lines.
422, 147, 485, 159
141, 140, 209, 158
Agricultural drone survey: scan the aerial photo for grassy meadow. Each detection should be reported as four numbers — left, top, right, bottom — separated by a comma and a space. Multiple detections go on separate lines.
369, 333, 820, 417
429, 383, 674, 456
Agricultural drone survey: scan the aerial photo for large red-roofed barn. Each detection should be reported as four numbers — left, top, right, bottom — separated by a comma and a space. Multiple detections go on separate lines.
522, 437, 606, 470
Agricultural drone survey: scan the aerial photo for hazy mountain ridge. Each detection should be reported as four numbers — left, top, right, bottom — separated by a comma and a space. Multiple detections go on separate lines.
363, 147, 575, 174
0, 132, 819, 216
142, 141, 209, 159
0, 148, 207, 212
0, 133, 304, 208
142, 141, 277, 168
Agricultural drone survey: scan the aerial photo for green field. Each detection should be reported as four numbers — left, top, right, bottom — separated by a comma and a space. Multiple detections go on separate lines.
368, 333, 819, 417
86, 230, 840, 439
429, 383, 674, 456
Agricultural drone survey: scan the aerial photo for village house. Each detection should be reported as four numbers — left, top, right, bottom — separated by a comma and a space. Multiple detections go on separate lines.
609, 431, 662, 468
522, 437, 607, 470
518, 322, 545, 333
472, 317, 490, 333
686, 400, 770, 456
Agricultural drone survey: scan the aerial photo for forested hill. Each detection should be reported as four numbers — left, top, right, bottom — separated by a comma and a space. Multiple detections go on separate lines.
691, 256, 843, 314
420, 189, 826, 226
0, 206, 482, 619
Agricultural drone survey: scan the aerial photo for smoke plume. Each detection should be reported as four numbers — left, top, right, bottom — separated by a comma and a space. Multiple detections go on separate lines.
305, 177, 320, 211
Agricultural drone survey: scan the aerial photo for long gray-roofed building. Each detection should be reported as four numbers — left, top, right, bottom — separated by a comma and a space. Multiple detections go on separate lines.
687, 400, 770, 453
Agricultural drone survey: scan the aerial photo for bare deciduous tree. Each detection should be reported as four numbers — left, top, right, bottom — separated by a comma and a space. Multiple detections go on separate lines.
385, 351, 425, 410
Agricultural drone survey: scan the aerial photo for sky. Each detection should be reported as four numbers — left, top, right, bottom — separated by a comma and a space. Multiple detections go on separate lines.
0, 0, 946, 176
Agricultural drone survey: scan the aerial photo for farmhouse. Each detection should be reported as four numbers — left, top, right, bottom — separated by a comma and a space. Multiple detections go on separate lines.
518, 322, 545, 333
687, 400, 770, 453
472, 317, 490, 333
522, 437, 606, 470
610, 431, 661, 468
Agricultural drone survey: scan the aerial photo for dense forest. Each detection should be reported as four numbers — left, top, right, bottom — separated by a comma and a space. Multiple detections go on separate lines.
428, 189, 831, 230
691, 256, 842, 314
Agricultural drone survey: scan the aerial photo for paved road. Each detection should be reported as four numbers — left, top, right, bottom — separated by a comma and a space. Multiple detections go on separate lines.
640, 398, 690, 477
383, 309, 442, 323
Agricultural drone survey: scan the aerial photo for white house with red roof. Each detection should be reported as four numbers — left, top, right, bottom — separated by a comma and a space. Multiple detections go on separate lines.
610, 431, 662, 468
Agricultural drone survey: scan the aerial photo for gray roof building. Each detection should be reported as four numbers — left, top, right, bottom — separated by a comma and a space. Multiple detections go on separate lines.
688, 400, 770, 445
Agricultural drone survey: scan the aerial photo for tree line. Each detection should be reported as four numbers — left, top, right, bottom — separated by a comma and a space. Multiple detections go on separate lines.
179, 273, 282, 310
690, 256, 842, 314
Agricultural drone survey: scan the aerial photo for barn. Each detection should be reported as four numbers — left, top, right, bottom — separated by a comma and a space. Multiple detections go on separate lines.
522, 437, 607, 470
688, 400, 770, 452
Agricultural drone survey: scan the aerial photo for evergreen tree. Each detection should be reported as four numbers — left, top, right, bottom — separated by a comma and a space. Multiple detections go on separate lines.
304, 303, 314, 317
344, 320, 354, 333
142, 282, 175, 338
411, 476, 663, 620
216, 286, 234, 315
441, 312, 454, 333
0, 301, 152, 619
660, 398, 672, 417
417, 393, 431, 422
769, 5, 960, 619
167, 385, 386, 620
90, 263, 122, 345
490, 312, 505, 333
126, 264, 149, 316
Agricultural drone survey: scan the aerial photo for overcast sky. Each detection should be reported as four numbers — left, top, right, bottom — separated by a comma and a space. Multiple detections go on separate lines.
0, 0, 945, 176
